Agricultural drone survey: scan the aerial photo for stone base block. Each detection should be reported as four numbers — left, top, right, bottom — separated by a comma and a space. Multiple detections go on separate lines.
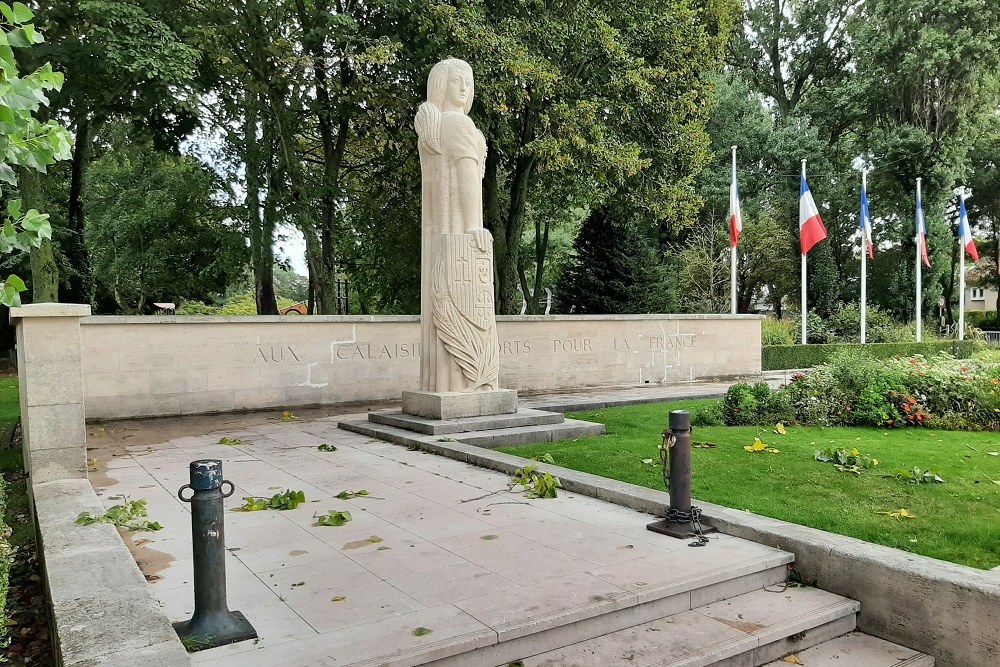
402, 389, 518, 420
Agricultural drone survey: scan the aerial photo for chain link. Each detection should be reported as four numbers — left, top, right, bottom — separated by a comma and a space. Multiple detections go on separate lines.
665, 505, 710, 547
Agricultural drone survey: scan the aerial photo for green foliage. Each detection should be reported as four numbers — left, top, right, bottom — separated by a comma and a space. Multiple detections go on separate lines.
761, 319, 795, 346
763, 341, 981, 370
216, 437, 242, 445
0, 470, 10, 644
176, 300, 221, 315
556, 206, 674, 314
814, 447, 879, 475
965, 311, 1000, 331
508, 464, 561, 499
529, 453, 555, 464
334, 490, 369, 500
76, 497, 162, 531
314, 510, 352, 527
691, 400, 725, 426
881, 468, 945, 484
0, 4, 72, 306
722, 382, 792, 426
238, 490, 305, 512
86, 131, 248, 313
317, 444, 337, 452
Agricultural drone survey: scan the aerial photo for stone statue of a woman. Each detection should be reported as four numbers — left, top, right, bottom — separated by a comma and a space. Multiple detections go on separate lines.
414, 58, 499, 392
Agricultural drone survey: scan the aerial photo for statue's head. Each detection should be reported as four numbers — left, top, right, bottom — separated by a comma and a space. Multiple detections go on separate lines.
427, 59, 474, 114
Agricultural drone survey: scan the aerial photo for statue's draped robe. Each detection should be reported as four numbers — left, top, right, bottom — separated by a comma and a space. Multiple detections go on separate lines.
417, 108, 498, 391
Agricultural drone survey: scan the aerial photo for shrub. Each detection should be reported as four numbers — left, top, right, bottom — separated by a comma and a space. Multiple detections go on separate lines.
763, 341, 982, 370
762, 318, 795, 346
966, 311, 1000, 331
176, 300, 221, 315
691, 400, 724, 426
722, 381, 792, 426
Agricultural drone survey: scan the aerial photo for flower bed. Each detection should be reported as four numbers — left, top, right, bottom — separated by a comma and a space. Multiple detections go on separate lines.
723, 350, 1000, 430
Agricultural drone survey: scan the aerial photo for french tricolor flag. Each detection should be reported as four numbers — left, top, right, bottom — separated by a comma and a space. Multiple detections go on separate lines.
959, 195, 978, 261
729, 155, 742, 247
860, 181, 874, 259
916, 190, 930, 267
799, 175, 827, 254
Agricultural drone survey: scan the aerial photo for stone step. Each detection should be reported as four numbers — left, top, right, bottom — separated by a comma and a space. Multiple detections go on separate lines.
762, 632, 934, 666
416, 545, 795, 667
339, 417, 605, 449
368, 407, 564, 435
516, 586, 860, 667
455, 418, 605, 448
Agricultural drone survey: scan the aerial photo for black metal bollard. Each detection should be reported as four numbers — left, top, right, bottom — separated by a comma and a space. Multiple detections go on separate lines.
173, 459, 257, 651
647, 411, 714, 543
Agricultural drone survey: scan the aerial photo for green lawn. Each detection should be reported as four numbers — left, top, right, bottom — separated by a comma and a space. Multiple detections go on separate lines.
500, 399, 1000, 569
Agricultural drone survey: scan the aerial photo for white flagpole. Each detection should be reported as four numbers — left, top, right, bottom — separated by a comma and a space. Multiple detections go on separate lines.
916, 178, 923, 343
861, 169, 868, 344
801, 159, 808, 345
731, 146, 738, 315
959, 188, 966, 341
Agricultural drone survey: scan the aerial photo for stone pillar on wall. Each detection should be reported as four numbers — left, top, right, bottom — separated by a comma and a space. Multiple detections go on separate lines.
10, 303, 91, 485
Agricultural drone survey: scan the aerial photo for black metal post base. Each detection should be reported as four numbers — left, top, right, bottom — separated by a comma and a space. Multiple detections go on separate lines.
646, 519, 717, 540
173, 610, 257, 651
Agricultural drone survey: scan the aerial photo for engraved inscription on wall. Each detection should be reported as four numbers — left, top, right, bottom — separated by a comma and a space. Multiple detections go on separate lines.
253, 346, 302, 364
614, 334, 696, 351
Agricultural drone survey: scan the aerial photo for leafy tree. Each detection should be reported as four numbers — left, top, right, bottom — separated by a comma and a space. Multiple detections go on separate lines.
0, 2, 73, 306
556, 206, 673, 314
433, 0, 738, 313
85, 131, 246, 313
29, 0, 199, 304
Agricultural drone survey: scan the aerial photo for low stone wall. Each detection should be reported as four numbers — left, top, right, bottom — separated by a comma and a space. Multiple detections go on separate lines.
80, 314, 762, 420
10, 305, 190, 667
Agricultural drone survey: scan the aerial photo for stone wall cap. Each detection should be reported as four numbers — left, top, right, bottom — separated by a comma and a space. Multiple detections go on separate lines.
81, 314, 421, 325
10, 303, 91, 320
496, 314, 766, 322
80, 313, 762, 325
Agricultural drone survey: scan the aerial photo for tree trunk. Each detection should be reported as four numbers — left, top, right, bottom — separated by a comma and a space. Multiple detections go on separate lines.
22, 168, 58, 303
294, 0, 348, 315
245, 101, 277, 315
65, 112, 93, 304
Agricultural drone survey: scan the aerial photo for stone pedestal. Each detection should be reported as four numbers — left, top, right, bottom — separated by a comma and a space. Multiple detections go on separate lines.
402, 389, 517, 420
10, 303, 91, 485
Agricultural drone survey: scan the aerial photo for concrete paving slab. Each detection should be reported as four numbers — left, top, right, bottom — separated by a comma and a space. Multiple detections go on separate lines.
88, 409, 801, 667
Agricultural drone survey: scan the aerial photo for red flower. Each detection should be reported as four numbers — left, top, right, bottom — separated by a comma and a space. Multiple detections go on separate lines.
909, 359, 917, 365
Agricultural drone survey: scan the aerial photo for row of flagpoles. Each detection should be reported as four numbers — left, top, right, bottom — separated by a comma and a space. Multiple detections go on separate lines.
728, 146, 980, 344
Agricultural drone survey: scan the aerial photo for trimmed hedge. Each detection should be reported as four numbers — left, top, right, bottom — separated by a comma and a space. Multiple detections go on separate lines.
763, 341, 983, 370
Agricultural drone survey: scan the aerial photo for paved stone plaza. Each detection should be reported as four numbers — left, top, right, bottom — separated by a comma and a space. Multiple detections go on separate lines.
83, 385, 932, 667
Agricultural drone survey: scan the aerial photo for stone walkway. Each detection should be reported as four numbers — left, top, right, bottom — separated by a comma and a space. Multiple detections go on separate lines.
87, 381, 805, 666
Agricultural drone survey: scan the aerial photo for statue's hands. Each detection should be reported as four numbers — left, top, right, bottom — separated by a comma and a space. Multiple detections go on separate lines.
470, 228, 493, 252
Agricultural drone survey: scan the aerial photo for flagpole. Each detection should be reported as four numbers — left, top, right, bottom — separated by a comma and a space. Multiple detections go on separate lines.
731, 146, 738, 315
959, 188, 966, 342
861, 169, 868, 344
801, 159, 808, 345
916, 178, 923, 343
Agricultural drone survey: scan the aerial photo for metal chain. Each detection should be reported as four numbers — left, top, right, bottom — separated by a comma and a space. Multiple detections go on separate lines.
665, 505, 710, 547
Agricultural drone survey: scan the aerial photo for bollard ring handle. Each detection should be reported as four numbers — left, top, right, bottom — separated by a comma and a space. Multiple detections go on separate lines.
220, 480, 236, 498
177, 484, 195, 503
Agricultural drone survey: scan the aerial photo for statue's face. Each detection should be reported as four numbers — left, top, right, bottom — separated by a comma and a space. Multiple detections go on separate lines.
446, 69, 472, 109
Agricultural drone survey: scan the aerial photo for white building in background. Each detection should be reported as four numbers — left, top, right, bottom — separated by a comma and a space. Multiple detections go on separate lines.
965, 283, 997, 312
